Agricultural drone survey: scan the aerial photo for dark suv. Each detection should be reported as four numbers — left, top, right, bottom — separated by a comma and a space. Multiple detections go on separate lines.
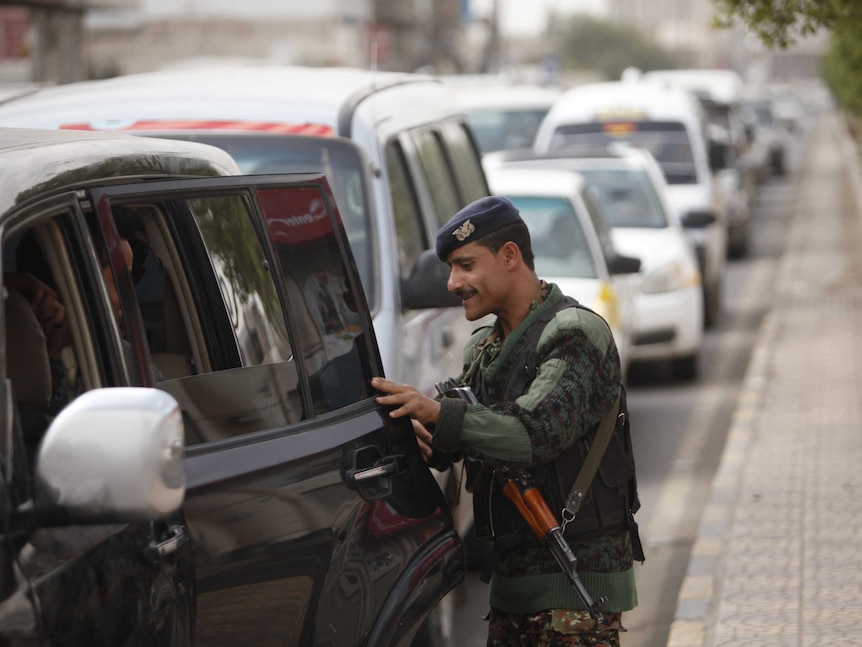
0, 128, 463, 646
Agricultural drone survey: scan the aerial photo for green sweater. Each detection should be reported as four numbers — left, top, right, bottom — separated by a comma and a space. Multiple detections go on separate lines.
432, 283, 638, 614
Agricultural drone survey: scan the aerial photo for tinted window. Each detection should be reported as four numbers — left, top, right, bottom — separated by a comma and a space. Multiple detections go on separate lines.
385, 140, 426, 281
104, 183, 375, 446
507, 195, 598, 279
256, 185, 375, 416
3, 212, 128, 462
190, 195, 293, 366
576, 168, 669, 228
550, 121, 699, 185
440, 120, 490, 203
410, 127, 462, 229
145, 133, 378, 311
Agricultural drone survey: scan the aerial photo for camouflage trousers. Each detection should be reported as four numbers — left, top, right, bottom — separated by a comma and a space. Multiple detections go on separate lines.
487, 608, 625, 647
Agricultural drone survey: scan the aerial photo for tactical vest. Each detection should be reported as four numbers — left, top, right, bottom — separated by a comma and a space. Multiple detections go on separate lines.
470, 297, 644, 562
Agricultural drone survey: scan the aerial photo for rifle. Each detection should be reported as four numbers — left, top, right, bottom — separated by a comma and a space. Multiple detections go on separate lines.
496, 467, 608, 623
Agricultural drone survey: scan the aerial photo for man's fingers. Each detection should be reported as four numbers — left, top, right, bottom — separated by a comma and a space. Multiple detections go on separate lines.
411, 420, 434, 462
371, 376, 402, 393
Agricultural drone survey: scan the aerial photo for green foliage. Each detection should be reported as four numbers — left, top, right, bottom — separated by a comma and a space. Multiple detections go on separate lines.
551, 16, 677, 81
823, 26, 862, 116
710, 0, 862, 116
711, 0, 855, 48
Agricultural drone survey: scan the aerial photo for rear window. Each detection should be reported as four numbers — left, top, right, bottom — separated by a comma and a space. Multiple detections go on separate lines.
549, 121, 699, 185
466, 107, 550, 153
575, 168, 669, 229
507, 195, 598, 279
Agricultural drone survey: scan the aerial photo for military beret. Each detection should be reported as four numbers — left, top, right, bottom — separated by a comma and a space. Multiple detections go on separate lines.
435, 195, 524, 261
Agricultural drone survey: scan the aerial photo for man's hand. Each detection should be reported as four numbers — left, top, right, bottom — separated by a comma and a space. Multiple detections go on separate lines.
411, 419, 434, 463
371, 377, 442, 426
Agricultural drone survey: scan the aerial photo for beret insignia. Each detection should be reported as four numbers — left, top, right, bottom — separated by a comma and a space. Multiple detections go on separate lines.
452, 219, 476, 242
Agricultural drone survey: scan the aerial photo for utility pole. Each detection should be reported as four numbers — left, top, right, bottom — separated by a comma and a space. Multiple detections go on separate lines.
479, 0, 499, 73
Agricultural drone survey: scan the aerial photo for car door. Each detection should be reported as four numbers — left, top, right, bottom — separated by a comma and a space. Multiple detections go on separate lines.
87, 174, 460, 647
1, 198, 195, 647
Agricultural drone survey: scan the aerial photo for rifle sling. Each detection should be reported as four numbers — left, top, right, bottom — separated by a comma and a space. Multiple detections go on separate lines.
563, 391, 621, 526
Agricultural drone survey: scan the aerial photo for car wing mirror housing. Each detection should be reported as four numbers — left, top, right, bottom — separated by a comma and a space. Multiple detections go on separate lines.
608, 253, 641, 275
680, 209, 717, 228
401, 249, 461, 311
34, 387, 185, 524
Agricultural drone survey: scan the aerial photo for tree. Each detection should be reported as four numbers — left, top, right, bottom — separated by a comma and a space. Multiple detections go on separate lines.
552, 16, 677, 81
712, 0, 862, 117
823, 29, 862, 116
711, 0, 859, 48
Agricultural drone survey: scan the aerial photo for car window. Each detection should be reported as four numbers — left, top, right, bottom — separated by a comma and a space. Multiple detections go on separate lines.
550, 121, 699, 185
465, 107, 549, 153
507, 195, 598, 279
409, 126, 462, 230
2, 208, 133, 463
87, 178, 377, 446
580, 186, 620, 263
385, 139, 427, 282
140, 133, 379, 313
439, 120, 490, 203
576, 168, 669, 229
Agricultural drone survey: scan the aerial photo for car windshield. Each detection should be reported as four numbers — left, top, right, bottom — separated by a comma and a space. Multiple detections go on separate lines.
466, 107, 550, 153
143, 133, 378, 310
507, 195, 599, 279
550, 121, 698, 185
748, 102, 775, 126
575, 168, 669, 229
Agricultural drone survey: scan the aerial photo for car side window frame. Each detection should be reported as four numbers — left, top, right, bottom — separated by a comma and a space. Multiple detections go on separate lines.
383, 137, 428, 284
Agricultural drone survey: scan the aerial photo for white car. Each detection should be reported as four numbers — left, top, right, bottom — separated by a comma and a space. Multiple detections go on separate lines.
484, 165, 641, 375
534, 80, 727, 328
444, 76, 563, 154
485, 147, 705, 379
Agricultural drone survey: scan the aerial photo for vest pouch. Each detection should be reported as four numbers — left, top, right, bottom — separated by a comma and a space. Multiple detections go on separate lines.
471, 466, 492, 539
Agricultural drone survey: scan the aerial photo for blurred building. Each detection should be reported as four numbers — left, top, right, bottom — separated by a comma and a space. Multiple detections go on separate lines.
0, 0, 135, 83
0, 0, 827, 85
0, 0, 482, 81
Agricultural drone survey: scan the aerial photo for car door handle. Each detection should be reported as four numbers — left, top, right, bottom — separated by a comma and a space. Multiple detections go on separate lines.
349, 455, 403, 482
147, 525, 188, 559
344, 446, 406, 500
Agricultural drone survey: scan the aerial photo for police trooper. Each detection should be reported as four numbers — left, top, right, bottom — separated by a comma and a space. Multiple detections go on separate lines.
372, 196, 642, 647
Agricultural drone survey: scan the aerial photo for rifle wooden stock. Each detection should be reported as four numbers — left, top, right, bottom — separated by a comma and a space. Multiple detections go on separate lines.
499, 468, 607, 623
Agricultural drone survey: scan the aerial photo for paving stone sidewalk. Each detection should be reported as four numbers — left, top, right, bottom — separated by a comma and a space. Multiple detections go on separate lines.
667, 110, 862, 647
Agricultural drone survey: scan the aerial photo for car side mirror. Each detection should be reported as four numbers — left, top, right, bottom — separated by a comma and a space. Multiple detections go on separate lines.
680, 209, 717, 228
708, 138, 730, 172
33, 387, 185, 524
401, 249, 461, 310
607, 252, 641, 275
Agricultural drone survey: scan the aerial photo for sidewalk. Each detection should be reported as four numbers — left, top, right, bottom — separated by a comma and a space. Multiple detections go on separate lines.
666, 109, 862, 647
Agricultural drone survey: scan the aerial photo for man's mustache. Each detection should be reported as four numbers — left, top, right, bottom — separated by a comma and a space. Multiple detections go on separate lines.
455, 287, 477, 301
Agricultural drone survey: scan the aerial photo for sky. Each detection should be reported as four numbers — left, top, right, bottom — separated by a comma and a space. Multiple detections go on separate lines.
471, 0, 607, 36
140, 0, 608, 37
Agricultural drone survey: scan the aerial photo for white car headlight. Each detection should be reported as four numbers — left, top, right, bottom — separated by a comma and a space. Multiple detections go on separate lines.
642, 260, 688, 294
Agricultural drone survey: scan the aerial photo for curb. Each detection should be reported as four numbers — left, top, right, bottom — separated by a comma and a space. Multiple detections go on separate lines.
665, 313, 774, 647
